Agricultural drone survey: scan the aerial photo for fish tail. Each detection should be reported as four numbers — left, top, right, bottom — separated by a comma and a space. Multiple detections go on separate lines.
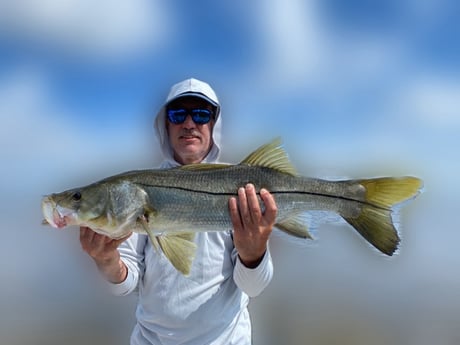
343, 177, 422, 255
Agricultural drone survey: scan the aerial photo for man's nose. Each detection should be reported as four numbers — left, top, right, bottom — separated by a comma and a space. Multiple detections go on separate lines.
181, 114, 196, 127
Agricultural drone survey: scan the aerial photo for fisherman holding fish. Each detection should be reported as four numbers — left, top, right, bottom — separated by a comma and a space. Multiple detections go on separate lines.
43, 77, 422, 344
80, 78, 277, 345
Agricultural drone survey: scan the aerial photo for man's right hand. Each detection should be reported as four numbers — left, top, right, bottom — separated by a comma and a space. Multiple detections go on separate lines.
80, 226, 132, 284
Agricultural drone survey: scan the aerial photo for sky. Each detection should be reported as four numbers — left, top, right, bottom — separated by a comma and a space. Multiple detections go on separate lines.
0, 1, 459, 344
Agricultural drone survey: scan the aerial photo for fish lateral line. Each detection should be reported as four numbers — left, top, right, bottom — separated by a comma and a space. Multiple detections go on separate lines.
270, 191, 393, 211
136, 182, 391, 210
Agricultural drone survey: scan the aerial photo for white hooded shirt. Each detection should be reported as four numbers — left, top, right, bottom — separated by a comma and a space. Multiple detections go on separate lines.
109, 78, 273, 345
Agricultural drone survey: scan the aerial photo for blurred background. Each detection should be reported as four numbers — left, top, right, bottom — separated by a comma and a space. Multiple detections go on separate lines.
0, 0, 459, 344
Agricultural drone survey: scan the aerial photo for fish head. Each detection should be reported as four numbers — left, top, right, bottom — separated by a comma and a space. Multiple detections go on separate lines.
42, 183, 109, 229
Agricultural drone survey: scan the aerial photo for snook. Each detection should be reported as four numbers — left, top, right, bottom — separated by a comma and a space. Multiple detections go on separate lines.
42, 139, 422, 275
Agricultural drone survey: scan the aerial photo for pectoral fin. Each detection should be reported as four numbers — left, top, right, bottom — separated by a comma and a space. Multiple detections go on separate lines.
276, 216, 313, 239
137, 212, 196, 275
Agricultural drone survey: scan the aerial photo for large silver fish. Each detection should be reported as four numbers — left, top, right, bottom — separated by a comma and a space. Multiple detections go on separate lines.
42, 139, 422, 275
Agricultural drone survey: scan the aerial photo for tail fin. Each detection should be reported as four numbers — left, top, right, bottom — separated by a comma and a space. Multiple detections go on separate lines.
343, 177, 422, 256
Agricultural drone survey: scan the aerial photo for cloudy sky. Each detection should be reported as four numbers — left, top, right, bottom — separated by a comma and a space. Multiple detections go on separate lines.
0, 1, 459, 344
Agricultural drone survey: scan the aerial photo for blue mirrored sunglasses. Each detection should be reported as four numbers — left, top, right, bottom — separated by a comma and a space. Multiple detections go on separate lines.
166, 108, 214, 125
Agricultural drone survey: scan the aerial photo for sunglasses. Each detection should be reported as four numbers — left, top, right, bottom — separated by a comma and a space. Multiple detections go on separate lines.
166, 108, 214, 125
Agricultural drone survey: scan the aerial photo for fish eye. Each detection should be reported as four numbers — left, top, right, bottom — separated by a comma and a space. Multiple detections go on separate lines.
72, 192, 82, 201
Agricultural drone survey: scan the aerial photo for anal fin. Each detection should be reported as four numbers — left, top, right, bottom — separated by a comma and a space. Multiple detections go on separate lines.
276, 216, 313, 239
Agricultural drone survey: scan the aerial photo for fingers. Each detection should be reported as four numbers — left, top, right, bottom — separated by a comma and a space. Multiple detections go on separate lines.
80, 226, 93, 242
238, 185, 253, 226
245, 184, 262, 223
260, 188, 277, 223
239, 184, 275, 225
79, 226, 131, 258
229, 196, 242, 230
229, 184, 258, 230
229, 184, 277, 228
80, 226, 105, 247
80, 226, 95, 251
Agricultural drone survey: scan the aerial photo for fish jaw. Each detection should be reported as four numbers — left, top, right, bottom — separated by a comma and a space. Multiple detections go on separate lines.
41, 196, 76, 229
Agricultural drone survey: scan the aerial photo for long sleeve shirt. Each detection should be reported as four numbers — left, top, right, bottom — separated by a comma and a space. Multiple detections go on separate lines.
109, 231, 273, 345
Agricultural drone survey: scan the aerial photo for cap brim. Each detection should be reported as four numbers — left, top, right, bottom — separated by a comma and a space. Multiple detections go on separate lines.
167, 92, 219, 108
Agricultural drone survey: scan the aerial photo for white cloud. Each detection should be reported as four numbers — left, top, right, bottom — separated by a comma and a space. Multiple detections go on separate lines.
398, 76, 460, 128
253, 0, 407, 96
256, 0, 326, 86
0, 0, 170, 61
0, 67, 80, 158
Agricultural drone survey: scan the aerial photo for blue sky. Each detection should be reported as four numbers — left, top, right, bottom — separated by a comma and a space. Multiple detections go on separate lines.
0, 1, 459, 344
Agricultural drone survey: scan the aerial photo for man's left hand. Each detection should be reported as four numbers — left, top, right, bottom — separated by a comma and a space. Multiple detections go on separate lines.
229, 184, 277, 268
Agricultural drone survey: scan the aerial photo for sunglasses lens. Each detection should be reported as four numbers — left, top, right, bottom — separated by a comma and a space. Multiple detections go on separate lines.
167, 109, 187, 124
191, 109, 212, 124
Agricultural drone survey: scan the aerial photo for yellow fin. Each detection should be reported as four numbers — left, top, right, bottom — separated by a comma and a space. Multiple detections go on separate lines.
154, 233, 197, 276
276, 216, 313, 239
359, 177, 423, 209
179, 163, 231, 171
343, 176, 422, 256
137, 210, 196, 275
344, 206, 399, 256
240, 138, 298, 176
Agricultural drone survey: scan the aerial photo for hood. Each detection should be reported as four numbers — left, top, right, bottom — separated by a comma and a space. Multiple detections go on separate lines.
154, 78, 222, 168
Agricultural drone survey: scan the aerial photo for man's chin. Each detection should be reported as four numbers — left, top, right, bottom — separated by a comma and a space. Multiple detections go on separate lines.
175, 148, 208, 164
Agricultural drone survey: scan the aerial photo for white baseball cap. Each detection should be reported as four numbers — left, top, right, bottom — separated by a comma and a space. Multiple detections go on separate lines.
165, 78, 220, 115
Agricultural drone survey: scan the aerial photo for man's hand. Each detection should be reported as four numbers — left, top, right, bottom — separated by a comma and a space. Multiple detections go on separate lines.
229, 184, 277, 268
80, 226, 131, 283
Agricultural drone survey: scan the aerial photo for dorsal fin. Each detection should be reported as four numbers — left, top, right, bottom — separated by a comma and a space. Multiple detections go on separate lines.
240, 138, 298, 176
179, 163, 231, 171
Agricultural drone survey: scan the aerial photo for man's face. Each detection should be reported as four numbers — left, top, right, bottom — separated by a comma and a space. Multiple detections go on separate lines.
166, 96, 216, 165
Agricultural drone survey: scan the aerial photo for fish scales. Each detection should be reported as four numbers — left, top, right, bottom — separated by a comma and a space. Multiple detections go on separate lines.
122, 165, 366, 233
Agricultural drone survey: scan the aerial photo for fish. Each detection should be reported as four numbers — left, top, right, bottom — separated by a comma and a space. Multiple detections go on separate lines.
42, 138, 423, 275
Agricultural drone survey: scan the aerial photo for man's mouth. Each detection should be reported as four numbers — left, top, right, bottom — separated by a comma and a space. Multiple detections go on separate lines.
180, 135, 200, 141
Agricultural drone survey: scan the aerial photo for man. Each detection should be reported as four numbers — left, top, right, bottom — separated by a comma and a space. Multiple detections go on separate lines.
80, 78, 277, 345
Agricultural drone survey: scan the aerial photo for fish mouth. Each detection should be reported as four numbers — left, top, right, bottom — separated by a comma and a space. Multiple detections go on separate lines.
41, 196, 73, 229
